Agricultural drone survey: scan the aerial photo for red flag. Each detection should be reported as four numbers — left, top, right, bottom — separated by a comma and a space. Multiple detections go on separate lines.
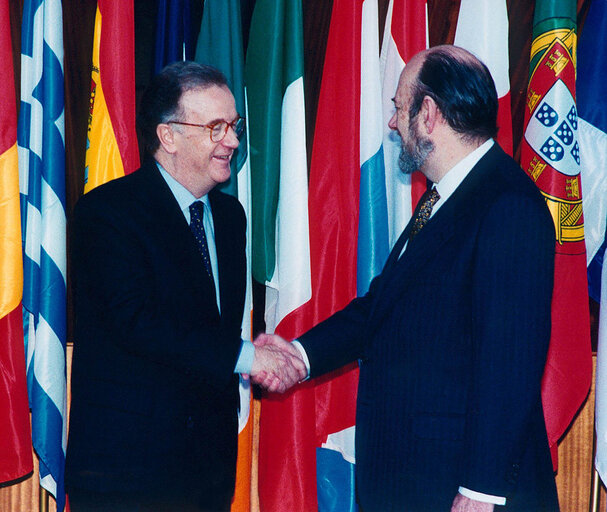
258, 0, 362, 509
0, 0, 33, 483
520, 0, 591, 467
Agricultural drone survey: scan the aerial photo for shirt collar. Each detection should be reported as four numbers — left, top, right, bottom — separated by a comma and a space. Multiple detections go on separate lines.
434, 139, 494, 203
156, 162, 210, 217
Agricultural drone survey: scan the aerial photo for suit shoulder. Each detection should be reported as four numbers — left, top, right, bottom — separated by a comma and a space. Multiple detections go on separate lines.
210, 189, 246, 222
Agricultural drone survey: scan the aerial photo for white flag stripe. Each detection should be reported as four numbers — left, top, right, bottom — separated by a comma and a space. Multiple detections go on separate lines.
579, 119, 607, 263
596, 254, 607, 482
44, 0, 64, 64
24, 202, 42, 265
360, 0, 383, 163
454, 0, 510, 97
41, 179, 67, 282
266, 76, 310, 332
33, 315, 67, 434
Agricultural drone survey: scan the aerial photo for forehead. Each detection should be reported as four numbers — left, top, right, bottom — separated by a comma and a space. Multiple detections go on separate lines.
179, 85, 237, 121
395, 55, 423, 104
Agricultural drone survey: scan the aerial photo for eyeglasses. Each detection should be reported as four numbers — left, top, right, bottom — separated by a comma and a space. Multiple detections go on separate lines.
168, 116, 245, 143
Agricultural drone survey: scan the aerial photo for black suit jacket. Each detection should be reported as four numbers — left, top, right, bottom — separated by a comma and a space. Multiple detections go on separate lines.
300, 144, 559, 511
66, 160, 246, 507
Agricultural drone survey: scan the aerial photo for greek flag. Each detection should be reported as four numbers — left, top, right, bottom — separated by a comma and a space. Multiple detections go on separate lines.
17, 0, 67, 510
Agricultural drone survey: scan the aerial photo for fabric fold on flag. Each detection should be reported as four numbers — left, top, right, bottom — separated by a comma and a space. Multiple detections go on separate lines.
17, 0, 67, 508
0, 0, 33, 484
520, 0, 591, 468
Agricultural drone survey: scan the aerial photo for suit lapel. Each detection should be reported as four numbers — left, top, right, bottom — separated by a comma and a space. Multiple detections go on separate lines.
369, 145, 502, 327
209, 191, 236, 322
131, 161, 220, 317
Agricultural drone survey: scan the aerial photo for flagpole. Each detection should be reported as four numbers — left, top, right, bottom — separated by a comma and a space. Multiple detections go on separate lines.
590, 468, 600, 512
39, 486, 48, 512
590, 424, 601, 512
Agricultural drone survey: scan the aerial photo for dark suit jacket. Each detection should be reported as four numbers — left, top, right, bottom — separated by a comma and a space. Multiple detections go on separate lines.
66, 160, 246, 507
300, 144, 559, 512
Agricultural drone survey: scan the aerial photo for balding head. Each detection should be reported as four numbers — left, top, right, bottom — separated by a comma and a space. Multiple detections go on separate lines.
406, 45, 498, 144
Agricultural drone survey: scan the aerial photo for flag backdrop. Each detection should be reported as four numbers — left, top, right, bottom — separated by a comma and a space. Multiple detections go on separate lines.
520, 0, 591, 467
85, 0, 139, 193
195, 1, 254, 509
258, 0, 361, 509
581, 0, 607, 485
379, 0, 428, 247
17, 0, 67, 508
0, 0, 33, 484
454, 0, 513, 155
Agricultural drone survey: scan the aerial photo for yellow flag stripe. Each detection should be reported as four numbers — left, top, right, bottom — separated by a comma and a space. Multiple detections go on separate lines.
84, 6, 126, 194
0, 144, 23, 318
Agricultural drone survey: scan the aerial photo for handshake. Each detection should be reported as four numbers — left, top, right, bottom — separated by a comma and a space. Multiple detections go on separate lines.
249, 334, 308, 393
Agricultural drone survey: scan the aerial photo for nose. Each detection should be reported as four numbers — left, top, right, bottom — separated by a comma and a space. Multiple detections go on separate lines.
222, 125, 240, 148
388, 112, 398, 130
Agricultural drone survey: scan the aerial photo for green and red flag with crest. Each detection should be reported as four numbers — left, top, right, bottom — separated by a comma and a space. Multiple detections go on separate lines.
520, 0, 591, 468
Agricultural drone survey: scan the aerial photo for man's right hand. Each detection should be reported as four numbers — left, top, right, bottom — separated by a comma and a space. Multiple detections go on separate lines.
250, 334, 307, 393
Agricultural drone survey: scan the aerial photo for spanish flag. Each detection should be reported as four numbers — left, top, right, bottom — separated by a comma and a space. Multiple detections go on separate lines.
85, 0, 139, 192
0, 0, 33, 484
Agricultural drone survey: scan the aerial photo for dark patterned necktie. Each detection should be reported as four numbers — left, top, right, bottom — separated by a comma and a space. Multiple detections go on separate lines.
189, 201, 214, 281
409, 187, 440, 239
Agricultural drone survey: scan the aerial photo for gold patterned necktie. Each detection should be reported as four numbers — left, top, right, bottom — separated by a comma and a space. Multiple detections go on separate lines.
409, 187, 440, 239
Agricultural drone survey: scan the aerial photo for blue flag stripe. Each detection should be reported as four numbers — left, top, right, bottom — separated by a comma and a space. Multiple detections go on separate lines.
357, 147, 389, 297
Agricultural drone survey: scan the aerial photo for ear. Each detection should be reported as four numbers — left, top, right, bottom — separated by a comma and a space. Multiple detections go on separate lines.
419, 95, 440, 135
156, 123, 177, 154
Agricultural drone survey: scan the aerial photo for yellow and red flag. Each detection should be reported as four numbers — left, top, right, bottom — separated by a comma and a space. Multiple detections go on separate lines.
85, 0, 139, 192
0, 0, 33, 483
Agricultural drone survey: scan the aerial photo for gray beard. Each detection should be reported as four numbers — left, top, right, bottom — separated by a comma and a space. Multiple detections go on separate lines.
398, 137, 434, 175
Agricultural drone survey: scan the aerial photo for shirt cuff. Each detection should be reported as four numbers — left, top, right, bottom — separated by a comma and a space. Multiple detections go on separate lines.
291, 340, 310, 380
458, 487, 506, 506
234, 340, 255, 374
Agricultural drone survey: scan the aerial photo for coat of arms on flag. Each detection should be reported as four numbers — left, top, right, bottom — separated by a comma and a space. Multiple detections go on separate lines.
522, 36, 585, 252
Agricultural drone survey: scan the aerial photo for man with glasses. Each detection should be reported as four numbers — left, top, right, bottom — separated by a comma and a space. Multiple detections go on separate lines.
66, 61, 306, 511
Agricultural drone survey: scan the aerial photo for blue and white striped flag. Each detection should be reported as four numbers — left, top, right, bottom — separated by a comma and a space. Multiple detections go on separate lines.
17, 0, 67, 510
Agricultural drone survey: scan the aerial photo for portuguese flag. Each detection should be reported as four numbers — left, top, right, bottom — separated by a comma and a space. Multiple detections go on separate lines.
520, 0, 591, 467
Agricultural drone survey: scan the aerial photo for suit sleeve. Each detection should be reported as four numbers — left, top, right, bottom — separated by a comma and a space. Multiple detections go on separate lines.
71, 193, 245, 390
299, 272, 383, 378
461, 189, 555, 496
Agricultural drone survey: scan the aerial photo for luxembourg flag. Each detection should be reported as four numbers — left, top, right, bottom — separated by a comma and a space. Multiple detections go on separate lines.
357, 0, 389, 296
454, 0, 513, 155
380, 0, 428, 248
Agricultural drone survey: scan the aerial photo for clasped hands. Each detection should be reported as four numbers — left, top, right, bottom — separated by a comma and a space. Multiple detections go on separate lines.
249, 334, 307, 393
